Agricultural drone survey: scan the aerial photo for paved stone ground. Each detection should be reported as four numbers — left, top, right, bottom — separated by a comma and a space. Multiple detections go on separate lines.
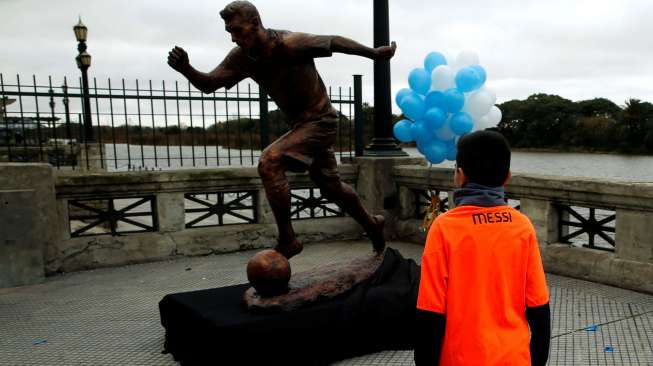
1, 241, 652, 366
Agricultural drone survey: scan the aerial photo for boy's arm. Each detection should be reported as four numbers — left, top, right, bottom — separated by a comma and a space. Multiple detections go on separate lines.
525, 231, 551, 366
415, 222, 448, 365
526, 303, 551, 366
414, 309, 445, 366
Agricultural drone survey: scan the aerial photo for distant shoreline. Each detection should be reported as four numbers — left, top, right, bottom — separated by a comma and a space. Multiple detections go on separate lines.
400, 144, 653, 157
511, 147, 653, 156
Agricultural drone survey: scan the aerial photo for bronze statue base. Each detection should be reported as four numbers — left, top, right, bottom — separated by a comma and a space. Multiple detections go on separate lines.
243, 249, 386, 313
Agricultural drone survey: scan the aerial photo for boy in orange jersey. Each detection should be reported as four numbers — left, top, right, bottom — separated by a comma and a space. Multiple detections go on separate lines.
414, 130, 551, 366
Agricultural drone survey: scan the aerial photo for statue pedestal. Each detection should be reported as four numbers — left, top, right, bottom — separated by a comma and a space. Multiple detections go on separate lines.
243, 249, 385, 313
159, 248, 420, 365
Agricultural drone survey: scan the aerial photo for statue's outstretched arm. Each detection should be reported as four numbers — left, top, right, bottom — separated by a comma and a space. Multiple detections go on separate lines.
331, 37, 396, 60
167, 46, 243, 93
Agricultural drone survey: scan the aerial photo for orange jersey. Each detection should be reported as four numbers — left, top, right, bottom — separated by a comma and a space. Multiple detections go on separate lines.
417, 205, 549, 366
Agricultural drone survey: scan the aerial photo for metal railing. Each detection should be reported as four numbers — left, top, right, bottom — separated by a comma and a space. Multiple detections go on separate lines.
557, 205, 616, 251
0, 74, 364, 171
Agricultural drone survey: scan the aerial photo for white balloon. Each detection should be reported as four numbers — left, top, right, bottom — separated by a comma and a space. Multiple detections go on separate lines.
475, 115, 491, 130
463, 89, 494, 119
485, 106, 503, 126
478, 86, 497, 106
454, 50, 480, 70
435, 118, 456, 141
430, 65, 455, 91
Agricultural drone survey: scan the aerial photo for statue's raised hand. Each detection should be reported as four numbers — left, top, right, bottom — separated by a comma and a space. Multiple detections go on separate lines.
375, 41, 397, 60
168, 46, 190, 73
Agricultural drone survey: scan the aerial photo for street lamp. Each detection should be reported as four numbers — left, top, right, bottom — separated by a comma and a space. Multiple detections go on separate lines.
365, 0, 406, 156
73, 17, 94, 142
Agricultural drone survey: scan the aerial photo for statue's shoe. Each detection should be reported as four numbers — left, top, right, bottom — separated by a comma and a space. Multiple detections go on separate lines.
274, 239, 303, 260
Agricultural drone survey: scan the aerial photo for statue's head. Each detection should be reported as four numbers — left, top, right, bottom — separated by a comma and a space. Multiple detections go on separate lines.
220, 1, 263, 50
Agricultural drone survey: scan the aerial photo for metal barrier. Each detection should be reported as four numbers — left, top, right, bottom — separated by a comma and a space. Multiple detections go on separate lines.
1, 74, 363, 171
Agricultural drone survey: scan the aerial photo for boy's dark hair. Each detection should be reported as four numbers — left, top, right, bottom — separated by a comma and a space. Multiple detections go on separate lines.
456, 130, 511, 187
220, 1, 262, 26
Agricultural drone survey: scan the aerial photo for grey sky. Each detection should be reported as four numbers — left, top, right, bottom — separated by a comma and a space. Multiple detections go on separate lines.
1, 0, 652, 111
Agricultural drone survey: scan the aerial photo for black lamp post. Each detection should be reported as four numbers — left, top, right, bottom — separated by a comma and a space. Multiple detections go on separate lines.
73, 17, 94, 142
365, 0, 406, 156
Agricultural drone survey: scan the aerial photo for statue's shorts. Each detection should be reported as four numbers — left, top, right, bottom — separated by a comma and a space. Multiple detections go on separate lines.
258, 117, 340, 185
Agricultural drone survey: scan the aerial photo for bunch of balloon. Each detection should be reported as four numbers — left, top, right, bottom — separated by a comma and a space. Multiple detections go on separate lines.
393, 51, 502, 164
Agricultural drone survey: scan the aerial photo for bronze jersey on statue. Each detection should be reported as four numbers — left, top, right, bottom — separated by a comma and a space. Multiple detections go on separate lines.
216, 29, 338, 125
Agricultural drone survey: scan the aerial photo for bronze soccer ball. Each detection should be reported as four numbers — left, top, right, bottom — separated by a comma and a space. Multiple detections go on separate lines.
246, 249, 291, 297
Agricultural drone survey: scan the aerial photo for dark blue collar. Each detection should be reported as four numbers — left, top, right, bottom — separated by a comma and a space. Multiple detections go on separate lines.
453, 183, 506, 207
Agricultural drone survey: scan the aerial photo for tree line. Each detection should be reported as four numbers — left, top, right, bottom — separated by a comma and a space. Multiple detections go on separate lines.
7, 109, 357, 151
496, 94, 653, 154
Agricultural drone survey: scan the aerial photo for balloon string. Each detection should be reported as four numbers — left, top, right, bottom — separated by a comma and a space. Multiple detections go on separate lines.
421, 163, 440, 232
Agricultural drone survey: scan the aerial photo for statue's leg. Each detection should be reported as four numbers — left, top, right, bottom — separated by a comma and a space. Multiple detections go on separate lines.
309, 152, 386, 253
258, 144, 302, 259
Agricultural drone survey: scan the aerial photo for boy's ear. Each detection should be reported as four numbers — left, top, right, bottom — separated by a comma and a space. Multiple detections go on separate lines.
502, 170, 512, 186
455, 166, 468, 186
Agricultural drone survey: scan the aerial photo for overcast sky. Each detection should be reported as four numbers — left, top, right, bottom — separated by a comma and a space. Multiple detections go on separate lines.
1, 0, 652, 111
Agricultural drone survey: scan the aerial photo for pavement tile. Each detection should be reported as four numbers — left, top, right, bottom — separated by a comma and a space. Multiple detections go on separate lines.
0, 240, 651, 366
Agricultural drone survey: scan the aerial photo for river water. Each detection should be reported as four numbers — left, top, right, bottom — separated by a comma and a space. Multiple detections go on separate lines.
404, 148, 653, 183
105, 143, 653, 182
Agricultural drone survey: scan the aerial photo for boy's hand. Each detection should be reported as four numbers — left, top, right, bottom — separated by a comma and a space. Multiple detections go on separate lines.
168, 46, 190, 73
375, 41, 397, 60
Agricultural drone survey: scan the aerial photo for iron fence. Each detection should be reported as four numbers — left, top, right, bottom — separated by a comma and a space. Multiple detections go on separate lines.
557, 205, 616, 251
0, 74, 363, 171
68, 196, 158, 237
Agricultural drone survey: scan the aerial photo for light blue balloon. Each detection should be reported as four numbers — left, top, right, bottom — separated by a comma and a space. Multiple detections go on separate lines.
416, 137, 436, 157
416, 139, 427, 155
395, 88, 412, 106
423, 140, 447, 164
410, 120, 431, 145
443, 88, 465, 113
425, 91, 447, 111
393, 119, 413, 143
455, 67, 482, 93
400, 94, 426, 121
424, 52, 447, 73
470, 65, 487, 89
408, 68, 431, 95
450, 112, 474, 135
445, 140, 457, 161
423, 108, 446, 131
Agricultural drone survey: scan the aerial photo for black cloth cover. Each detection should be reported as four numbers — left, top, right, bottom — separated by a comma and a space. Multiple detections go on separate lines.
159, 247, 421, 365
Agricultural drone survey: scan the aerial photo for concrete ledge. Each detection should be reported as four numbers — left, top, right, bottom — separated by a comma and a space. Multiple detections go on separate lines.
55, 165, 358, 199
393, 165, 653, 294
543, 244, 653, 294
46, 216, 364, 274
0, 164, 56, 288
392, 228, 653, 295
0, 190, 44, 287
393, 165, 653, 212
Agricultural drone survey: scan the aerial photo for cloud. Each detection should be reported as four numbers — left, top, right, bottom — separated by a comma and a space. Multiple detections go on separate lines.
1, 0, 651, 114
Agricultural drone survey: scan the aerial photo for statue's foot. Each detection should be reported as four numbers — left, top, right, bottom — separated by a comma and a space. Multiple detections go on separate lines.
368, 215, 386, 254
275, 239, 303, 260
